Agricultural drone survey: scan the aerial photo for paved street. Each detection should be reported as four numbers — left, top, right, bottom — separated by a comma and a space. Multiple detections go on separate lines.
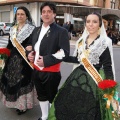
0, 36, 8, 48
0, 36, 120, 120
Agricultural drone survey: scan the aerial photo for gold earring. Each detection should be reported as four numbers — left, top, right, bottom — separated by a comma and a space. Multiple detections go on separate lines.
98, 27, 101, 35
86, 28, 89, 34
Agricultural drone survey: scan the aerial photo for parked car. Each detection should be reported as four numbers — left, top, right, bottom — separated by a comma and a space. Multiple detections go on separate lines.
0, 22, 12, 36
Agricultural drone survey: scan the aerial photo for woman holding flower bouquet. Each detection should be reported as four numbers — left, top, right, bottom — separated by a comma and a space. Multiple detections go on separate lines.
0, 6, 38, 115
48, 12, 118, 120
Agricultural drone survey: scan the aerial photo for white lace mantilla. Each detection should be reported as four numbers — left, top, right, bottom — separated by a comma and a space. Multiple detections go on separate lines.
10, 24, 35, 44
77, 36, 108, 65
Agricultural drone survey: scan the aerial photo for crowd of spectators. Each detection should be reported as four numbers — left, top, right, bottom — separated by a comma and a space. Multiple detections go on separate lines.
62, 21, 83, 39
56, 20, 120, 45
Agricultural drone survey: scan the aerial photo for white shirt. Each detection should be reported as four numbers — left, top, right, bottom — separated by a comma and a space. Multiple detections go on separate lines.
34, 24, 50, 70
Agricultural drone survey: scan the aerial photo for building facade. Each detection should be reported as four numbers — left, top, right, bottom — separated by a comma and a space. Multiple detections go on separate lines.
0, 0, 120, 30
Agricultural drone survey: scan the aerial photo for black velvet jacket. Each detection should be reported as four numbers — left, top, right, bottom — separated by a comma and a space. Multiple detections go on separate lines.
27, 22, 70, 67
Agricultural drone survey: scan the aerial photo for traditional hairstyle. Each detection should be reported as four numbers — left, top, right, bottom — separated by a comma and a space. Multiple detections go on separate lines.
86, 12, 102, 27
12, 6, 33, 26
40, 1, 56, 14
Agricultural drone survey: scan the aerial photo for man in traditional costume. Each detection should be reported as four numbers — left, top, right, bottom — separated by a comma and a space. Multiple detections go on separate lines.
27, 2, 70, 120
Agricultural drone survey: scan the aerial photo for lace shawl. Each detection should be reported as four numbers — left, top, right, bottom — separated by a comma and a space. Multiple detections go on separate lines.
10, 24, 35, 45
77, 36, 107, 65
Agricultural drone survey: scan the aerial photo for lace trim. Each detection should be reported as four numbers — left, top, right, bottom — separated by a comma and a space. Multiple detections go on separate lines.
10, 24, 35, 44
0, 88, 39, 110
77, 36, 107, 65
4, 55, 23, 87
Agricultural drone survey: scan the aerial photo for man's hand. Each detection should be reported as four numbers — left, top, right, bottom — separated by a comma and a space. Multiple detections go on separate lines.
36, 56, 44, 67
28, 51, 35, 63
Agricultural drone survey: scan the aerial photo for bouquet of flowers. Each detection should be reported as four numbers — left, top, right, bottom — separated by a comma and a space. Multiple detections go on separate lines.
0, 48, 10, 60
0, 48, 10, 78
98, 79, 120, 119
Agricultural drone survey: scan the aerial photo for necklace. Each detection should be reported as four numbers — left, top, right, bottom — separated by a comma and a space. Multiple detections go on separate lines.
86, 38, 95, 47
17, 24, 25, 32
78, 39, 91, 58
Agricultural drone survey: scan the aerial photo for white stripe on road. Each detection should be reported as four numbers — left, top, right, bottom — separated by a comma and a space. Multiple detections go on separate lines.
0, 37, 8, 48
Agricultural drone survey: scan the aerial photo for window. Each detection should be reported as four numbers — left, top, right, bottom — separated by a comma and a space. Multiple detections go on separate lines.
0, 23, 4, 26
111, 0, 116, 9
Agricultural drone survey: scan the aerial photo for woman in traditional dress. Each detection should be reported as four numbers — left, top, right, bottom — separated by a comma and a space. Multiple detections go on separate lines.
48, 12, 116, 120
0, 6, 38, 115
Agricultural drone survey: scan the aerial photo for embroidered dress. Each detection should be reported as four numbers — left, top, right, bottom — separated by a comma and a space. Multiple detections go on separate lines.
48, 35, 114, 120
0, 24, 38, 110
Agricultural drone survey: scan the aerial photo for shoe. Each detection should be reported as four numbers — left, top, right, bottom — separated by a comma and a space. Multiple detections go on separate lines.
38, 118, 42, 120
16, 109, 20, 112
17, 109, 27, 115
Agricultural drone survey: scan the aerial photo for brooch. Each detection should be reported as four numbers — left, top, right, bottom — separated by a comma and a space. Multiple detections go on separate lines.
46, 30, 50, 37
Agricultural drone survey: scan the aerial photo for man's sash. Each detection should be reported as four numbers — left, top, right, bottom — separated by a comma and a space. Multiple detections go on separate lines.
13, 38, 33, 69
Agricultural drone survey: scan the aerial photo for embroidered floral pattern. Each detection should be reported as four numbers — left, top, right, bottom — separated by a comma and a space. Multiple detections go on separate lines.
88, 38, 107, 65
5, 55, 23, 87
77, 36, 107, 65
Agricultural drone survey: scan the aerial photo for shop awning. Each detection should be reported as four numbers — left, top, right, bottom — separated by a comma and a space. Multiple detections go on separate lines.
101, 8, 120, 18
56, 5, 101, 16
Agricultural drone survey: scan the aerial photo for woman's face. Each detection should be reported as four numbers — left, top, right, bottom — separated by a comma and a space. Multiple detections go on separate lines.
86, 14, 100, 35
16, 9, 27, 24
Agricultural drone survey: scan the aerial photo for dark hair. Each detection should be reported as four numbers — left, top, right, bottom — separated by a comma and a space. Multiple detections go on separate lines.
12, 6, 33, 26
86, 12, 102, 27
40, 1, 56, 14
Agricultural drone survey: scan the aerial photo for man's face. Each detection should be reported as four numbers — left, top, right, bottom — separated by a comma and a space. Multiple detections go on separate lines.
41, 6, 56, 26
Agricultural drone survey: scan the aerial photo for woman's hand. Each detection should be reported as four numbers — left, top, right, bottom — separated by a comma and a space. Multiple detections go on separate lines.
25, 46, 32, 51
28, 51, 35, 63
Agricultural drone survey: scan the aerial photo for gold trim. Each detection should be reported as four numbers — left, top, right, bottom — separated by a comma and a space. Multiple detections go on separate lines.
82, 58, 103, 83
78, 39, 103, 84
13, 38, 33, 69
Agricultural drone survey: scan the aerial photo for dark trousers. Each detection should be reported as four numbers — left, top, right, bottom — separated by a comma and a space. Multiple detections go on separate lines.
32, 70, 61, 103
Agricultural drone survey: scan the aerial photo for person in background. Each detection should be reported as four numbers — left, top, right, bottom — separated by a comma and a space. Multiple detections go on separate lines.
48, 12, 116, 120
68, 21, 74, 40
27, 2, 70, 120
63, 22, 69, 31
68, 21, 74, 33
0, 6, 38, 115
107, 29, 116, 45
56, 19, 60, 26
